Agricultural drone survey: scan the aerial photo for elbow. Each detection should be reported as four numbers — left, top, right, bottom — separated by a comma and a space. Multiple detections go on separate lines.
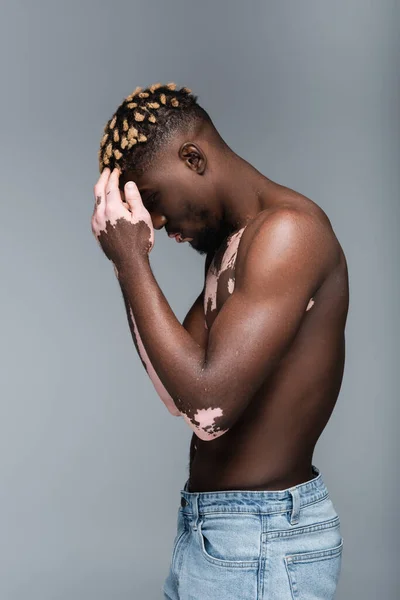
165, 405, 181, 416
160, 393, 182, 417
180, 406, 231, 441
170, 408, 182, 417
196, 426, 230, 441
177, 378, 234, 437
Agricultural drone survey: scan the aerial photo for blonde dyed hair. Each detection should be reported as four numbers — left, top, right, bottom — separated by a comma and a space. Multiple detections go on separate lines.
98, 82, 209, 175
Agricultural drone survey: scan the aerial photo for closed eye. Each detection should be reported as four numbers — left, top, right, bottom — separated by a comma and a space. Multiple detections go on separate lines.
145, 193, 157, 210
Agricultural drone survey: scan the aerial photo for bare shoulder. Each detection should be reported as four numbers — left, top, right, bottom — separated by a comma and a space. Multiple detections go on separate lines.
236, 203, 342, 290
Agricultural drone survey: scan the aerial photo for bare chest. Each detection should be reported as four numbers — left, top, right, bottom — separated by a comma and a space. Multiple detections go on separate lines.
203, 224, 316, 331
204, 227, 246, 330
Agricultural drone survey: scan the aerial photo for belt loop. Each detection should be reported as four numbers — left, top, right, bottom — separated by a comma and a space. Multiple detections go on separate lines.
288, 486, 300, 525
191, 493, 200, 531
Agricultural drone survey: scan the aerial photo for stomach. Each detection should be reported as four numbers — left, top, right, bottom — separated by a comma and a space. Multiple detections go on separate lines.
187, 348, 343, 492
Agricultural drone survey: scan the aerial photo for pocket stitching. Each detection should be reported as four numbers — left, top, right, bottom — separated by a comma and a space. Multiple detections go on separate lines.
285, 537, 344, 564
265, 515, 340, 540
171, 529, 187, 567
170, 510, 187, 569
284, 538, 344, 599
197, 518, 260, 568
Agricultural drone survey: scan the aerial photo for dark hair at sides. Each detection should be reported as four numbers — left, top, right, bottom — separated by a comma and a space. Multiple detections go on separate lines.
98, 82, 213, 175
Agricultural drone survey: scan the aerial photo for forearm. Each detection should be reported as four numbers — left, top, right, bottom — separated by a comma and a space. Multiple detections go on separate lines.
118, 279, 181, 416
117, 257, 228, 439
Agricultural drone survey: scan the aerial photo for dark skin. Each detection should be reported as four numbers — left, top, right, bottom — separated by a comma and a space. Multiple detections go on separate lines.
92, 128, 349, 492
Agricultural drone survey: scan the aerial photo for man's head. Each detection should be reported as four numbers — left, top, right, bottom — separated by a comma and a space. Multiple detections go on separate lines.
98, 82, 236, 255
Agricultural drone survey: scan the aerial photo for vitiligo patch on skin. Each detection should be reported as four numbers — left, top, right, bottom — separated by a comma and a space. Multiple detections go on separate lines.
204, 225, 316, 328
204, 226, 246, 317
181, 407, 229, 441
92, 181, 154, 256
127, 306, 181, 416
113, 261, 180, 416
220, 227, 244, 271
204, 265, 219, 314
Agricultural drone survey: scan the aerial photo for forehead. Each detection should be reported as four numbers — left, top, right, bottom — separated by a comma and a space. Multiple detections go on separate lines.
118, 139, 183, 191
119, 165, 173, 193
118, 173, 154, 195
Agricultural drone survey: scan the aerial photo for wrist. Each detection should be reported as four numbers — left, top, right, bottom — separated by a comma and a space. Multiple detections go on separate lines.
116, 253, 150, 282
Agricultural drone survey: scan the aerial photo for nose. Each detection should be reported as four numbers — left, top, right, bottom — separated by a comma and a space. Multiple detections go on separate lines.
151, 213, 167, 230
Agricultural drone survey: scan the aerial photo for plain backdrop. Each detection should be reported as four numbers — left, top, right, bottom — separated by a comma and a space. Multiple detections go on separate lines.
1, 1, 398, 598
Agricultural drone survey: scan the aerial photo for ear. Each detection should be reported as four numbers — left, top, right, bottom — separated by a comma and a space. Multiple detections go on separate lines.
179, 142, 207, 174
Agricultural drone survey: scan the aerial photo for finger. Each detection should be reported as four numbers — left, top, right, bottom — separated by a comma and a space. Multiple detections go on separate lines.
94, 167, 111, 198
93, 167, 111, 220
94, 166, 111, 190
105, 167, 123, 210
124, 180, 144, 216
91, 193, 102, 222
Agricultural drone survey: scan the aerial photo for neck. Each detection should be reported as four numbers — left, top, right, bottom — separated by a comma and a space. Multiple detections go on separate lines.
219, 155, 277, 230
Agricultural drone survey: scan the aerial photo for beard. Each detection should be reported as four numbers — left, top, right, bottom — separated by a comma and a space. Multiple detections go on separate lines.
188, 218, 236, 256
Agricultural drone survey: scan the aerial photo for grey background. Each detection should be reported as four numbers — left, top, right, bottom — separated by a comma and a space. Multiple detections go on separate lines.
1, 0, 398, 598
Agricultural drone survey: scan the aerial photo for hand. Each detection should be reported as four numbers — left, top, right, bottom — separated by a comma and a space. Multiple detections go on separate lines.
91, 168, 155, 270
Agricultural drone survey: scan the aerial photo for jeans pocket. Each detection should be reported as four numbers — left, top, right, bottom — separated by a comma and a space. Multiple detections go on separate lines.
197, 512, 261, 568
284, 537, 344, 599
169, 508, 186, 565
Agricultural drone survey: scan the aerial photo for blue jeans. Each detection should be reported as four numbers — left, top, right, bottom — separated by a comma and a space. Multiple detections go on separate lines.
162, 465, 344, 599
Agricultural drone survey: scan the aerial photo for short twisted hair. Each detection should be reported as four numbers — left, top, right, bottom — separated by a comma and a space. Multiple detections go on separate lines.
98, 82, 214, 176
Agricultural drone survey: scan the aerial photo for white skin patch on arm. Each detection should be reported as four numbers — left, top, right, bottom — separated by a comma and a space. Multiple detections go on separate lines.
181, 407, 229, 441
306, 297, 314, 311
128, 306, 181, 416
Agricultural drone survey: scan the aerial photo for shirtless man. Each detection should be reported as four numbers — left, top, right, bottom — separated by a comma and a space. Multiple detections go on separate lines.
92, 82, 348, 599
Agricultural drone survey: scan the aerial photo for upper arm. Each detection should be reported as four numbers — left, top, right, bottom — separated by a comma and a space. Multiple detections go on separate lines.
200, 210, 330, 432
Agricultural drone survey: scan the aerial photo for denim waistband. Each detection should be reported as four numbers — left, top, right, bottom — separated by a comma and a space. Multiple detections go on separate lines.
180, 465, 328, 518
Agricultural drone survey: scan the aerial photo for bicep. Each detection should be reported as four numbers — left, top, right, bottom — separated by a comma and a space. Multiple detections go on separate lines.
204, 288, 308, 419
201, 212, 328, 429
